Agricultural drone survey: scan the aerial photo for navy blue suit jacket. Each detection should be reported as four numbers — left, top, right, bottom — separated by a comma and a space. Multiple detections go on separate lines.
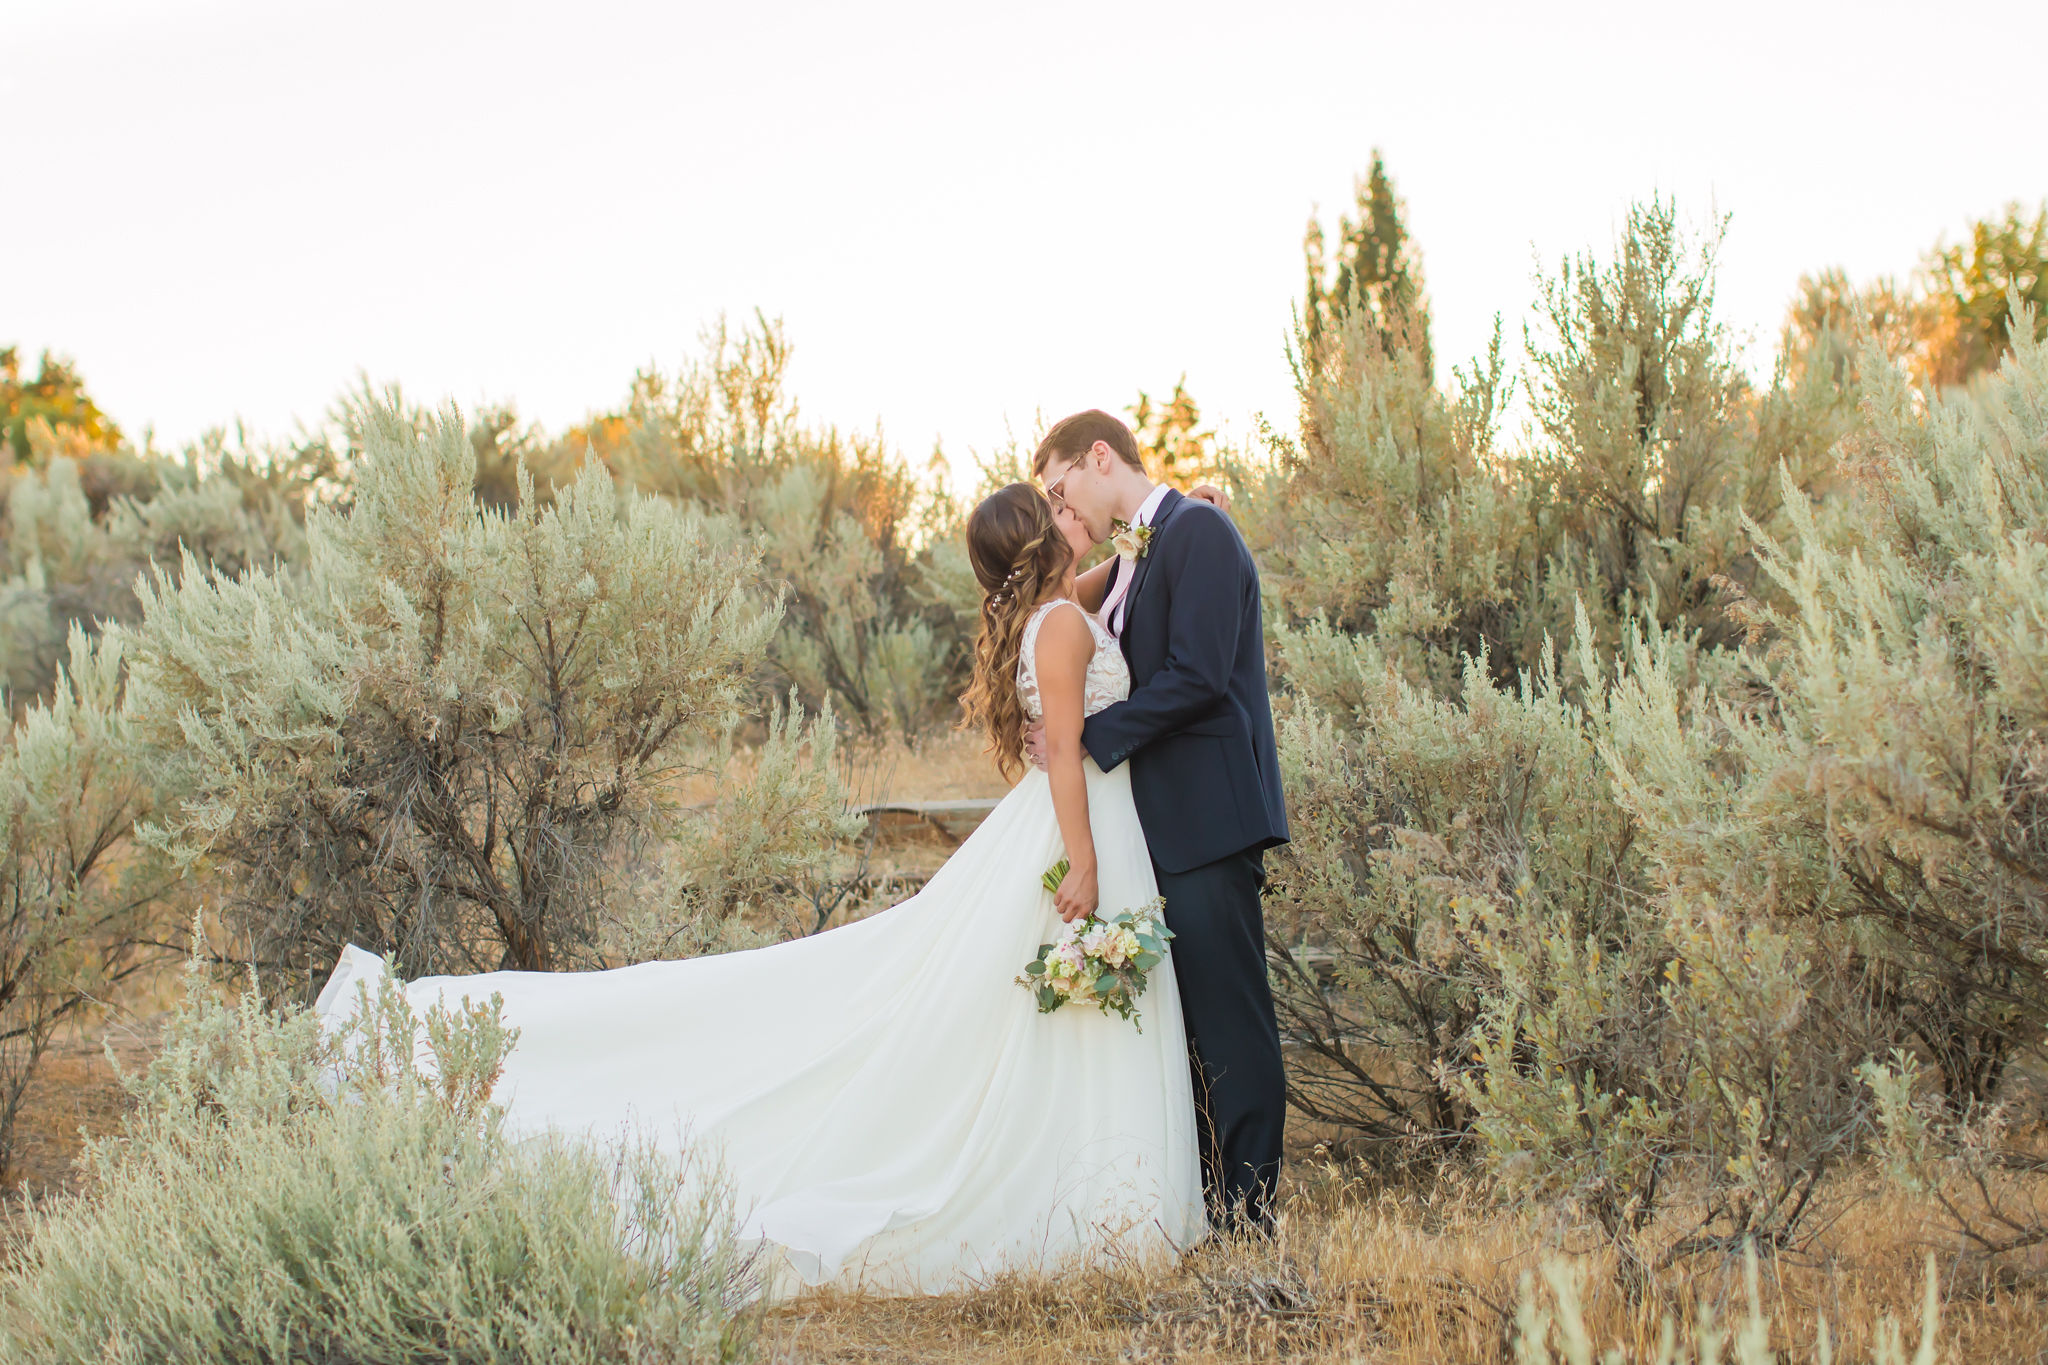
1081, 489, 1289, 875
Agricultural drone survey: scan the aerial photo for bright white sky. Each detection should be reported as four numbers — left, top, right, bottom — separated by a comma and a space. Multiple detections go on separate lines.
5, 0, 2044, 473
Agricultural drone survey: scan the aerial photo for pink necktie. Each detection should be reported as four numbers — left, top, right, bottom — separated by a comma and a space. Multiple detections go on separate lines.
1101, 554, 1137, 637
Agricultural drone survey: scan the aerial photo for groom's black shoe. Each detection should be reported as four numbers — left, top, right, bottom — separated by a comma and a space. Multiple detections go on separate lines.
1206, 1193, 1277, 1241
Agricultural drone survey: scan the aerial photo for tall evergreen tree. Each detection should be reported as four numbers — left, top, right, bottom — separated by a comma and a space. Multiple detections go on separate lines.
1302, 152, 1432, 380
1128, 376, 1217, 488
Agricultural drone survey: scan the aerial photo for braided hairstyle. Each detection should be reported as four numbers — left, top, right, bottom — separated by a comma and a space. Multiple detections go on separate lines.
959, 483, 1077, 779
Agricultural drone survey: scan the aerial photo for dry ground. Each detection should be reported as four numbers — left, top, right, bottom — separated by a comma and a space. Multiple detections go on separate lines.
4, 1018, 158, 1206
9, 733, 2048, 1361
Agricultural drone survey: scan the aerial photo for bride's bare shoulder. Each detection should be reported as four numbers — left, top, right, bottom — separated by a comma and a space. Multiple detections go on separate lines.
1031, 599, 1095, 666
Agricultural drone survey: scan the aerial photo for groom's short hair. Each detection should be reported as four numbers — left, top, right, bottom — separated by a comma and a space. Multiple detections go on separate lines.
1033, 410, 1143, 477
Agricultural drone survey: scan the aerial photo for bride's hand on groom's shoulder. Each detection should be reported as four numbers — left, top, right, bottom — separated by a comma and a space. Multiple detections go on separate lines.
1188, 483, 1231, 513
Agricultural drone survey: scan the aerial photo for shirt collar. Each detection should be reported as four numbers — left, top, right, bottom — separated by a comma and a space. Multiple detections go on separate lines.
1131, 482, 1170, 529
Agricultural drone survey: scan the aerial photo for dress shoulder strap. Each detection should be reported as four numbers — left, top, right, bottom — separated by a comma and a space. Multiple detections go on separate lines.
1024, 596, 1091, 647
1016, 598, 1094, 719
1020, 597, 1081, 660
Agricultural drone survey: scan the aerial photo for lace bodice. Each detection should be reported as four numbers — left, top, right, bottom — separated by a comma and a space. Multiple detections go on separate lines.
1016, 599, 1129, 721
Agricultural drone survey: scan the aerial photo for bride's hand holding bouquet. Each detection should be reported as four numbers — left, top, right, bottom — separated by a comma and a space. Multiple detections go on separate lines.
1023, 858, 1174, 1031
1052, 854, 1097, 923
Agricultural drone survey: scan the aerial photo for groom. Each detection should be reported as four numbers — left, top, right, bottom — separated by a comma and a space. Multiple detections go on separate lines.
1026, 409, 1290, 1233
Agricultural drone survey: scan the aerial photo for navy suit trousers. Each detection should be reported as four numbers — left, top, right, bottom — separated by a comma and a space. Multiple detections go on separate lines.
1155, 847, 1284, 1230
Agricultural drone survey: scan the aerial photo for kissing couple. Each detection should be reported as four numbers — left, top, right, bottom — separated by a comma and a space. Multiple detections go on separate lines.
315, 407, 1290, 1297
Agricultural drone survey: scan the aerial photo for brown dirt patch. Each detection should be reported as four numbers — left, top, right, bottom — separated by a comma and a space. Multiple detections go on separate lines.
5, 1016, 160, 1203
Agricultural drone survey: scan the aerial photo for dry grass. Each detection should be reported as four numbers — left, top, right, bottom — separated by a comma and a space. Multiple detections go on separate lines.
758, 1159, 2047, 1364
854, 727, 1015, 805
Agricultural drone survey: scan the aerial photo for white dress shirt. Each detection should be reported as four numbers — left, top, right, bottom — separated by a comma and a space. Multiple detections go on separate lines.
1106, 483, 1170, 639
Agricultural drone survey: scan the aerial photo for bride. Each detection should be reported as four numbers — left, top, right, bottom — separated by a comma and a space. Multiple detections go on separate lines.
314, 482, 1205, 1296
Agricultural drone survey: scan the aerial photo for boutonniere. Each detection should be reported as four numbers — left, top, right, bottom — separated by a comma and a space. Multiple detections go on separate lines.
1109, 519, 1153, 562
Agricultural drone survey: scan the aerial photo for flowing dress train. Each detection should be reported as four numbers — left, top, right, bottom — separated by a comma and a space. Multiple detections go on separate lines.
314, 599, 1204, 1296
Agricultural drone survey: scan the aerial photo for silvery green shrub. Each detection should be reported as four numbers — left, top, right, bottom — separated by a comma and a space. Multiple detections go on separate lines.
0, 954, 758, 1364
118, 397, 849, 991
1252, 200, 1843, 1179
0, 627, 164, 1173
1, 424, 303, 707
1252, 205, 2048, 1263
582, 314, 973, 739
1610, 300, 2048, 1270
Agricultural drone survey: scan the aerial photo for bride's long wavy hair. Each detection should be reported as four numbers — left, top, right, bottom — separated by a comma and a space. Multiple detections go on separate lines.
960, 483, 1076, 779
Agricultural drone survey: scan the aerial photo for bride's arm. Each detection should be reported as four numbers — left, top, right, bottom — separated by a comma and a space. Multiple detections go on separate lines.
1033, 605, 1100, 922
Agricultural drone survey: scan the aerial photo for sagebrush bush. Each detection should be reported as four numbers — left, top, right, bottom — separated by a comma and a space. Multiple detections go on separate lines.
1252, 198, 1841, 1185
120, 396, 853, 991
1610, 301, 2048, 1269
1264, 641, 1638, 1163
1604, 303, 2048, 1108
0, 627, 164, 1174
0, 953, 759, 1364
1252, 184, 2048, 1267
575, 314, 977, 738
0, 422, 303, 707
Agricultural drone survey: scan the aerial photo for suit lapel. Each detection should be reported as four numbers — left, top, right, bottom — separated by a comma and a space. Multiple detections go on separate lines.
1120, 488, 1181, 656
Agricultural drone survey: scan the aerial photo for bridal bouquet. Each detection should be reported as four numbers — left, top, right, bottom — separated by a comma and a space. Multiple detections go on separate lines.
1019, 859, 1174, 1030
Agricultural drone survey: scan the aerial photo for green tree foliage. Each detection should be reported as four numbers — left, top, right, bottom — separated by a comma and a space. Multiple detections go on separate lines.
1128, 377, 1221, 488
0, 348, 120, 464
120, 399, 850, 990
1786, 201, 2048, 395
1780, 267, 1930, 390
1919, 201, 2048, 388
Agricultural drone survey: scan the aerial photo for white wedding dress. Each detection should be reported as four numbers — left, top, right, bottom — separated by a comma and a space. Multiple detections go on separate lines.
314, 598, 1204, 1297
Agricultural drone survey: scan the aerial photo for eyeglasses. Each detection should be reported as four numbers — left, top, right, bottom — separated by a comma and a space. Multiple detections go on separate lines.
1042, 461, 1076, 509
